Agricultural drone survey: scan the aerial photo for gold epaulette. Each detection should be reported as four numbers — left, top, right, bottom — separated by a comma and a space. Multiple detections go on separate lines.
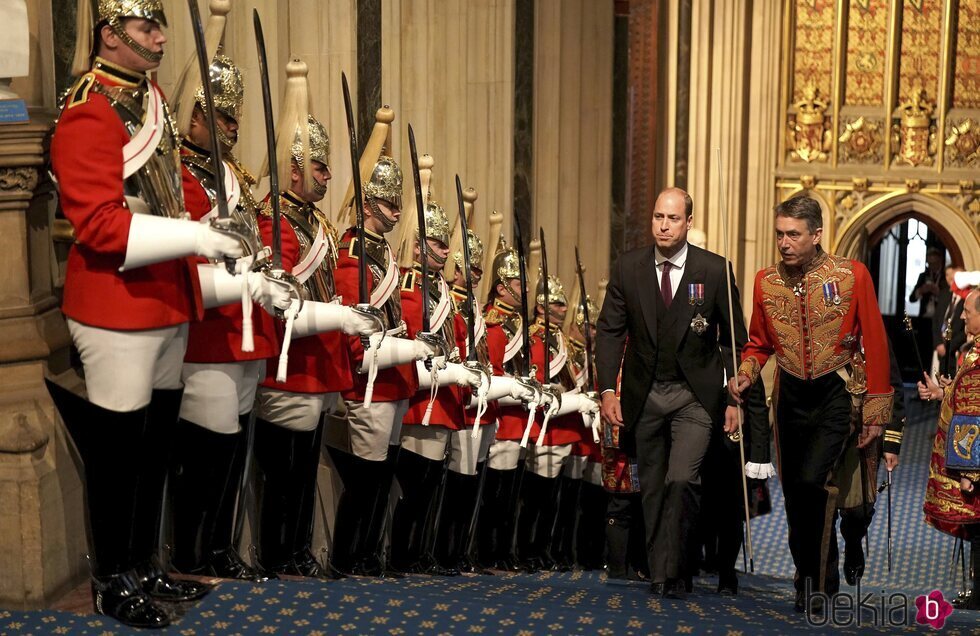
66, 73, 96, 110
257, 198, 273, 218
401, 269, 417, 291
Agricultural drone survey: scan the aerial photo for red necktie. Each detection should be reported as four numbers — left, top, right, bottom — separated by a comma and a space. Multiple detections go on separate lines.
661, 261, 673, 308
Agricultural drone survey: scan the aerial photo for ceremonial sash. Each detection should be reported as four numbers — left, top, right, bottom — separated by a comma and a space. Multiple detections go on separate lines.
292, 222, 330, 283
201, 161, 241, 222
503, 322, 523, 363
430, 277, 452, 333
550, 331, 568, 380
370, 249, 399, 308
122, 82, 165, 178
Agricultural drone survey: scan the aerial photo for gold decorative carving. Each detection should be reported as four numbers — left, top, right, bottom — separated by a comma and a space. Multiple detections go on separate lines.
788, 84, 832, 163
954, 0, 980, 108
0, 167, 39, 193
800, 175, 817, 190
905, 178, 923, 193
845, 0, 888, 106
853, 177, 869, 192
891, 84, 936, 167
945, 119, 980, 168
792, 0, 836, 105
898, 0, 942, 105
839, 116, 884, 163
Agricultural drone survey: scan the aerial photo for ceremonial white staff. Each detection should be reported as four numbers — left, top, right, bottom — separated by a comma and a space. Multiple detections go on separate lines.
716, 148, 754, 573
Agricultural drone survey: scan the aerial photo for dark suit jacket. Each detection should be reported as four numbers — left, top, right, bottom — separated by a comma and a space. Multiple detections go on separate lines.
595, 243, 749, 431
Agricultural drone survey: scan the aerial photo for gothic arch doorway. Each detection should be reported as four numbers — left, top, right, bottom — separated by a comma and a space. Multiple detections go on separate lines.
833, 191, 980, 268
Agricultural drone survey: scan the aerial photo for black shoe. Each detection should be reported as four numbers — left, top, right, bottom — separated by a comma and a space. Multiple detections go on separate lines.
203, 548, 269, 582
954, 590, 974, 608
717, 572, 738, 596
458, 558, 494, 575
135, 560, 211, 602
351, 557, 402, 579
843, 541, 865, 586
649, 581, 666, 596
423, 561, 460, 577
283, 550, 344, 580
959, 592, 980, 611
794, 590, 806, 613
664, 578, 687, 600
92, 571, 170, 629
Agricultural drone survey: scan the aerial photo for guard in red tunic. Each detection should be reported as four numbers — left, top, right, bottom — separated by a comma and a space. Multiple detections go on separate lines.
389, 200, 479, 574
730, 195, 892, 611
167, 43, 298, 581
250, 62, 380, 578
46, 0, 243, 628
330, 149, 434, 576
515, 275, 600, 571
478, 241, 539, 569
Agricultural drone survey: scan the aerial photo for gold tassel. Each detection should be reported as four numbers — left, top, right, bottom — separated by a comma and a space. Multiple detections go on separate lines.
336, 106, 395, 228
264, 59, 312, 195
442, 186, 478, 282
172, 0, 232, 138
70, 0, 95, 77
480, 209, 504, 302
563, 263, 583, 333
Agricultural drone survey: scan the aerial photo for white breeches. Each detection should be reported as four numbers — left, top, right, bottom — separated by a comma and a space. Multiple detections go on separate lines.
68, 319, 187, 412
179, 360, 264, 434
256, 388, 341, 432
344, 399, 409, 461
527, 443, 573, 479
487, 439, 522, 471
448, 426, 495, 475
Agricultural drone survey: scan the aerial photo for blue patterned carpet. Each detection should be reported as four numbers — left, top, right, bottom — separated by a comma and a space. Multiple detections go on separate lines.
3, 391, 980, 634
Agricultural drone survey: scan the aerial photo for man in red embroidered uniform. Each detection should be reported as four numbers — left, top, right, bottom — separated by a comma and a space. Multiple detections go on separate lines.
46, 0, 244, 628
167, 41, 298, 580
920, 280, 980, 610
330, 151, 435, 576
729, 195, 893, 612
250, 63, 380, 579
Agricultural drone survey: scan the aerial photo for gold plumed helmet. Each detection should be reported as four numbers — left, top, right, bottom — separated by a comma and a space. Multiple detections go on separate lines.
364, 156, 403, 209
195, 54, 243, 125
72, 0, 169, 76
574, 296, 599, 327
490, 235, 520, 287
536, 274, 567, 306
293, 114, 330, 173
421, 201, 452, 246
453, 230, 484, 271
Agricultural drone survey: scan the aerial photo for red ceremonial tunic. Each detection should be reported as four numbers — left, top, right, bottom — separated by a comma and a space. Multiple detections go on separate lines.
738, 250, 893, 427
259, 193, 352, 394
401, 268, 465, 430
529, 319, 585, 447
485, 300, 534, 442
181, 156, 300, 363
335, 227, 417, 402
51, 59, 201, 330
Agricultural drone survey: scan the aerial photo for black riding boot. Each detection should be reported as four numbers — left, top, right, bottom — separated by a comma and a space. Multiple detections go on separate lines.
47, 380, 172, 628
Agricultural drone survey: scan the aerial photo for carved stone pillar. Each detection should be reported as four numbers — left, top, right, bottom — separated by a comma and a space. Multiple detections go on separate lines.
0, 116, 82, 609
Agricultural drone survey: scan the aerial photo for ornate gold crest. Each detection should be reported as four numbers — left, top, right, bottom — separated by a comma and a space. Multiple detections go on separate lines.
788, 84, 831, 163
945, 118, 980, 168
892, 83, 936, 167
838, 116, 883, 163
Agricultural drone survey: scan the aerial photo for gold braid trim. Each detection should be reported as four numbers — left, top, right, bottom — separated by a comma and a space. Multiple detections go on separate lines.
738, 357, 762, 384
862, 391, 894, 427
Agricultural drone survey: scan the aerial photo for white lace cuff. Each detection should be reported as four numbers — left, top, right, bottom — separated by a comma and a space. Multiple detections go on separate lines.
745, 462, 776, 479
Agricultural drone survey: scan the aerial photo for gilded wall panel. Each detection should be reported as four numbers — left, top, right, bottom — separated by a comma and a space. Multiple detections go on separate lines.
791, 0, 836, 103
844, 0, 888, 106
954, 0, 980, 109
897, 0, 943, 104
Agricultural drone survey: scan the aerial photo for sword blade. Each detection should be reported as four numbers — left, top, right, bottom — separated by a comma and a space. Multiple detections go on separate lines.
539, 228, 551, 384
575, 246, 595, 390
513, 212, 531, 377
456, 174, 477, 361
252, 9, 282, 269
408, 125, 430, 332
341, 73, 368, 304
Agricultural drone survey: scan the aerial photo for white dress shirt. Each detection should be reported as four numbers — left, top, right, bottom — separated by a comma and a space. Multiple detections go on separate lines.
654, 242, 688, 302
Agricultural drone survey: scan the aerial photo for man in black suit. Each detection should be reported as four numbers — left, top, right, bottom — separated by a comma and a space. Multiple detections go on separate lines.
595, 188, 754, 598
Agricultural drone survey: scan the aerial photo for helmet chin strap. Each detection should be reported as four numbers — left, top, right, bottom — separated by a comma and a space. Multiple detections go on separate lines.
108, 16, 164, 64
367, 198, 398, 232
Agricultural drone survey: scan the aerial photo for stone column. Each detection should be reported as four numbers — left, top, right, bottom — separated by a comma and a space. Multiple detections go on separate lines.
0, 117, 81, 609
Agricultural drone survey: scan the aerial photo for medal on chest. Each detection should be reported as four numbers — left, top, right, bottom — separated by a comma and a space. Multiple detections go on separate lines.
822, 280, 842, 306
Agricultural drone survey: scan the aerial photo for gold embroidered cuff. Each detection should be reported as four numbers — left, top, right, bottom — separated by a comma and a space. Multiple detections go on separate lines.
738, 357, 761, 385
862, 391, 894, 428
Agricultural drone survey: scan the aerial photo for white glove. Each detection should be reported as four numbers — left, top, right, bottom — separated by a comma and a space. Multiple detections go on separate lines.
359, 336, 435, 372
291, 301, 382, 339
554, 392, 599, 417
417, 361, 482, 389
248, 272, 293, 314
120, 214, 244, 271
480, 376, 526, 402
